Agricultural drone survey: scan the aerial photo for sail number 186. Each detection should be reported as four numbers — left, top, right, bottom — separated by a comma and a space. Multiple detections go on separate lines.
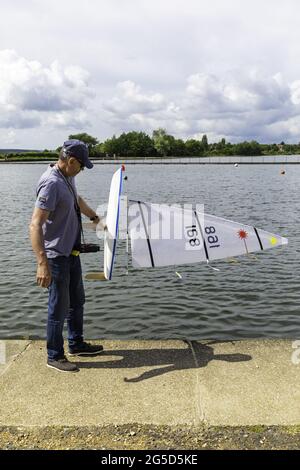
185, 225, 201, 247
185, 224, 220, 249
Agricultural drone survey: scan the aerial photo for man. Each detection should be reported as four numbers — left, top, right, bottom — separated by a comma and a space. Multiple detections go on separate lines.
30, 139, 105, 373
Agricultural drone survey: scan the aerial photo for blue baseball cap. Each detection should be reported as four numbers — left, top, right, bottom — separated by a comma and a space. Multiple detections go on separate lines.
62, 139, 93, 169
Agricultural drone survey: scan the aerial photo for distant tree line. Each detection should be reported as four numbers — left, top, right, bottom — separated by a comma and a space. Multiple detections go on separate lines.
1, 130, 300, 161
65, 131, 300, 158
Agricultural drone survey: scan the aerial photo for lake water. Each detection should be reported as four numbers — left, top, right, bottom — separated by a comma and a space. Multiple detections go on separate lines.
0, 163, 299, 340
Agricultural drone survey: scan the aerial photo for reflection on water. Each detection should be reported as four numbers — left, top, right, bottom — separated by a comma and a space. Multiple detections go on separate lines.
0, 163, 299, 339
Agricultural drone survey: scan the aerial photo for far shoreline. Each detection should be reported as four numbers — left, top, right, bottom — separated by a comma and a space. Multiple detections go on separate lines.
0, 155, 299, 165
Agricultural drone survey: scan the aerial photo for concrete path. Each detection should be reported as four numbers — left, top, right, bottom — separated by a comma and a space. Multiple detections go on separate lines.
0, 339, 299, 427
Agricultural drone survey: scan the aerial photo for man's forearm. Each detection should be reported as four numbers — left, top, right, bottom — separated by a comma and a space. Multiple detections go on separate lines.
78, 195, 98, 219
30, 225, 48, 265
30, 221, 51, 288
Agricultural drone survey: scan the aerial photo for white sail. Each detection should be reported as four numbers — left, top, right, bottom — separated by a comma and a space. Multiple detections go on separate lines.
103, 168, 123, 279
128, 201, 288, 269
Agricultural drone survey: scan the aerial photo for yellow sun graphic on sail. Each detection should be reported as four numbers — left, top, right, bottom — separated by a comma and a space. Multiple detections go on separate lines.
270, 237, 278, 245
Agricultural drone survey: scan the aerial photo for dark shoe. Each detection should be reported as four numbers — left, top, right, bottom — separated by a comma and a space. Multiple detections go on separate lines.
47, 356, 79, 372
68, 341, 104, 356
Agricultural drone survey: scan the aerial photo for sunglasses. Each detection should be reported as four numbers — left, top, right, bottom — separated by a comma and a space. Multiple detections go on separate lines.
76, 159, 84, 171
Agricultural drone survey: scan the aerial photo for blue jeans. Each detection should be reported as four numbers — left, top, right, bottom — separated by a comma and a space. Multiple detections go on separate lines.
47, 255, 85, 360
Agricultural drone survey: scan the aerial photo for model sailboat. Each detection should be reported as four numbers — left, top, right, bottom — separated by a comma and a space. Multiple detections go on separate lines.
86, 167, 288, 280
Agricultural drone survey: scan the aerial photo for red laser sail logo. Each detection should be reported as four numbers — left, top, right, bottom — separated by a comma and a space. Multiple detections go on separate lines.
238, 229, 249, 253
238, 229, 248, 240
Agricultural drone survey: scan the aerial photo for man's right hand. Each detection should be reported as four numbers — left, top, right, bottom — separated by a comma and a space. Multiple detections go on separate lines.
36, 262, 52, 288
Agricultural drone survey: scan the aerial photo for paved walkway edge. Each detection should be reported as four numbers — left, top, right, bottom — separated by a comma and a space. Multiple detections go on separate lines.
0, 339, 299, 431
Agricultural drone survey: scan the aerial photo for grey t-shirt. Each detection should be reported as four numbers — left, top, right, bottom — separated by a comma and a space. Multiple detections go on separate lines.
35, 164, 80, 258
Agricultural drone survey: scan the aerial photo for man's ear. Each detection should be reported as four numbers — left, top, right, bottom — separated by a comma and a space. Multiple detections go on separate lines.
68, 156, 76, 165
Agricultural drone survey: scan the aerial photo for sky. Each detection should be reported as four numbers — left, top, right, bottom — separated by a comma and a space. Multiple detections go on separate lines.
1, 0, 300, 148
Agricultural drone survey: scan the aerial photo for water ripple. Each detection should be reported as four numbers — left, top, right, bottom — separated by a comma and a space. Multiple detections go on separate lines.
0, 163, 299, 339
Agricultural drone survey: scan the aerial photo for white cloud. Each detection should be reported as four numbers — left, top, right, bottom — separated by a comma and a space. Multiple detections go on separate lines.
185, 71, 292, 115
47, 110, 91, 129
0, 109, 41, 129
0, 49, 94, 131
290, 81, 300, 105
1, 1, 300, 146
0, 129, 17, 145
104, 81, 165, 117
101, 70, 300, 143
